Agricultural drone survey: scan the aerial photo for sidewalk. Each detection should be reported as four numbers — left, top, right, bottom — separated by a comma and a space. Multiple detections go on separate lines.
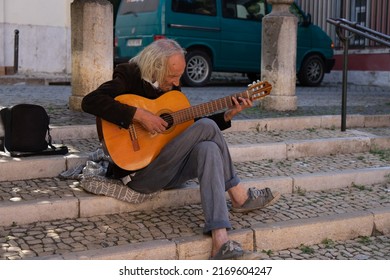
3, 73, 388, 149
0, 76, 390, 260
1, 179, 389, 260
1, 73, 390, 126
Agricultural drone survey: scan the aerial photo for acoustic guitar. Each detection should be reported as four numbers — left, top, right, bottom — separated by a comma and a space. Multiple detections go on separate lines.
100, 80, 272, 171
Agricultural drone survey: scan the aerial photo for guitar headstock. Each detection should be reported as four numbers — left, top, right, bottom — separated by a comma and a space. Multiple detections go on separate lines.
247, 80, 272, 101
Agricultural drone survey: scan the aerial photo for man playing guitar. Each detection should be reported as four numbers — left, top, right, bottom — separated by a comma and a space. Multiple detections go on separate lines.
82, 39, 280, 260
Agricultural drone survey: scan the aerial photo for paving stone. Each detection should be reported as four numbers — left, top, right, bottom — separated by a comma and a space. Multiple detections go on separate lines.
0, 181, 389, 259
1, 83, 389, 260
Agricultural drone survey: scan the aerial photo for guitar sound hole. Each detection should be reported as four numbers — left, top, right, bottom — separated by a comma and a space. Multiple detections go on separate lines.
160, 113, 174, 130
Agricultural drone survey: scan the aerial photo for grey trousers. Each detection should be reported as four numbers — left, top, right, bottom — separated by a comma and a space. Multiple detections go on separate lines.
127, 118, 240, 233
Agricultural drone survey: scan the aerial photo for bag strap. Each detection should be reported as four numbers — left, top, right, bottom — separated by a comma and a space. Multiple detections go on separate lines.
8, 145, 69, 157
0, 107, 12, 151
47, 126, 56, 150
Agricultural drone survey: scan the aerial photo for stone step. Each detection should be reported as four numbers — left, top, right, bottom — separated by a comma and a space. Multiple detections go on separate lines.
1, 122, 389, 182
1, 116, 389, 227
1, 115, 389, 260
1, 180, 389, 260
1, 152, 389, 227
2, 113, 389, 142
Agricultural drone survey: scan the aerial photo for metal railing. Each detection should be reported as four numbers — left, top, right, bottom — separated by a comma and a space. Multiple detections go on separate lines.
296, 0, 390, 50
327, 18, 390, 131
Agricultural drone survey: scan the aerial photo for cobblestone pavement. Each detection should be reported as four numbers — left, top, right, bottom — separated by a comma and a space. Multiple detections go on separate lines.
1, 80, 390, 260
1, 150, 389, 203
260, 234, 390, 260
223, 127, 390, 144
1, 180, 390, 260
1, 126, 390, 203
0, 81, 389, 126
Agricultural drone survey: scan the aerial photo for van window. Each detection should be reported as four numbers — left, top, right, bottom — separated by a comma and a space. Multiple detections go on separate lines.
222, 0, 266, 20
172, 0, 217, 16
118, 0, 159, 15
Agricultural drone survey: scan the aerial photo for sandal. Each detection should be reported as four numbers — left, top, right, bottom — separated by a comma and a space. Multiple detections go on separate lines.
210, 240, 244, 260
210, 240, 261, 260
231, 187, 281, 213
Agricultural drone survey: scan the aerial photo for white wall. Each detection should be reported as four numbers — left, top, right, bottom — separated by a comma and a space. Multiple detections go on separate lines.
0, 0, 7, 70
2, 0, 71, 26
0, 0, 72, 75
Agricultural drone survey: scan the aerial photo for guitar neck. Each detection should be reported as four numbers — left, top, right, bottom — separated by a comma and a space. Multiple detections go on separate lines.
172, 90, 250, 124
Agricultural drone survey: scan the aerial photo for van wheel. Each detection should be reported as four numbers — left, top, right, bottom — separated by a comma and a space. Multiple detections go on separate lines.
298, 54, 325, 86
182, 50, 212, 87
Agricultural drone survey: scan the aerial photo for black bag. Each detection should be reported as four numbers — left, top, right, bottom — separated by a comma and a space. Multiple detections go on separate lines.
0, 104, 68, 157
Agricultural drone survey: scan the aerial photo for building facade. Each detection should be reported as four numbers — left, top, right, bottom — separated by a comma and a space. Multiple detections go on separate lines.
0, 0, 72, 76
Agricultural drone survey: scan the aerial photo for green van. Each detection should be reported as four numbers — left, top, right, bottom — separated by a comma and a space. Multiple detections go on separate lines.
114, 0, 335, 87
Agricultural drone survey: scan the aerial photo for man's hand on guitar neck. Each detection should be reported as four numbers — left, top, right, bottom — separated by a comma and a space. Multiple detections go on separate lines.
132, 96, 252, 134
133, 107, 168, 134
224, 96, 253, 122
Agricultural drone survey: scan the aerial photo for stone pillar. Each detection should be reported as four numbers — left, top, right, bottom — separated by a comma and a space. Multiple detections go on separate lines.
69, 0, 113, 111
261, 0, 297, 111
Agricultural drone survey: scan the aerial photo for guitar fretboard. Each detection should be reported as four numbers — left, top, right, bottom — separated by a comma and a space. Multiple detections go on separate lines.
171, 90, 251, 124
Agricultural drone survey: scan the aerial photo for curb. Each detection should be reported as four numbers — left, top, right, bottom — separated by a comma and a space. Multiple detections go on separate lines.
35, 207, 390, 260
2, 114, 390, 140
2, 167, 389, 227
1, 134, 389, 182
229, 114, 390, 132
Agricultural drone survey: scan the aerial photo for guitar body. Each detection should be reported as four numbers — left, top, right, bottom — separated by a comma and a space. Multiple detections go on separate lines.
101, 91, 194, 171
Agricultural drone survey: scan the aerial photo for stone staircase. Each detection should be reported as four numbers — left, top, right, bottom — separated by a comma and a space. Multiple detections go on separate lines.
1, 114, 389, 260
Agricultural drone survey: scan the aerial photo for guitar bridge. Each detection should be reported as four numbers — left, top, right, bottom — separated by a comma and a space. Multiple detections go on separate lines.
128, 124, 140, 151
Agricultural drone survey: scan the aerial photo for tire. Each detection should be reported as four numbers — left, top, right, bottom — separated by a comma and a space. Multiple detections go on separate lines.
297, 54, 325, 87
181, 50, 212, 87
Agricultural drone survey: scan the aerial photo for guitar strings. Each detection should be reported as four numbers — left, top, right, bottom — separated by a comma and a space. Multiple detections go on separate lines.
133, 82, 269, 130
